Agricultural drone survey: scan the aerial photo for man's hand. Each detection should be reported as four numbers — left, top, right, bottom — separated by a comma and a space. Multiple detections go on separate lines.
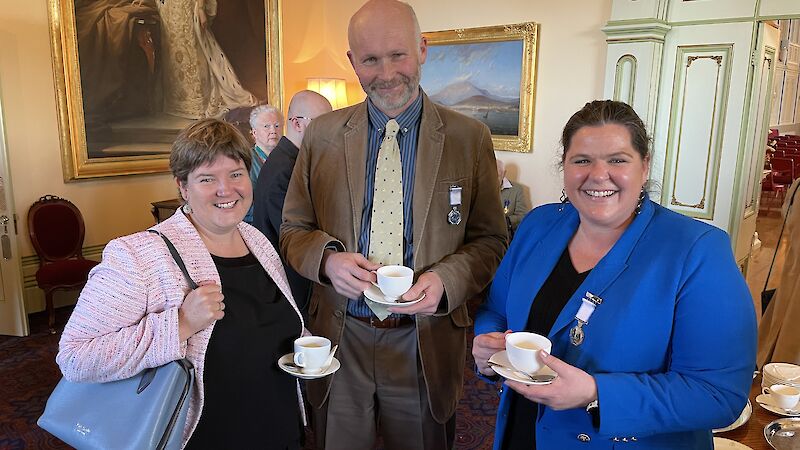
388, 271, 444, 315
321, 250, 380, 298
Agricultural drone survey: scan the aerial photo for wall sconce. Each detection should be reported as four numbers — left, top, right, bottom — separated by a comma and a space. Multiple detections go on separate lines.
307, 78, 348, 109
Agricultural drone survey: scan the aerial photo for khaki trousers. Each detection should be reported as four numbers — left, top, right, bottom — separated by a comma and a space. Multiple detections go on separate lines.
312, 316, 455, 450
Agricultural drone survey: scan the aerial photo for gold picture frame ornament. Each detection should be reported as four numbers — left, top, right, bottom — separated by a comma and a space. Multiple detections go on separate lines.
422, 22, 538, 153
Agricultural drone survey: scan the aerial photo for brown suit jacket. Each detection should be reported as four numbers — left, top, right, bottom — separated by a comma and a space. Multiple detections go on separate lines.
280, 93, 507, 422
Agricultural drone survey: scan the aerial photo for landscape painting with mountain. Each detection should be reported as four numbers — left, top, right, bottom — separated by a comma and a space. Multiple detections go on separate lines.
422, 40, 523, 136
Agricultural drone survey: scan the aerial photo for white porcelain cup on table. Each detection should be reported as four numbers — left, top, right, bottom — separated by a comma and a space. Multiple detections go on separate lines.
763, 384, 800, 409
505, 332, 553, 374
375, 265, 414, 301
293, 336, 331, 374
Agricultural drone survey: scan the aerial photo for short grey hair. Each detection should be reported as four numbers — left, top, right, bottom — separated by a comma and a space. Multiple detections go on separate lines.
249, 104, 283, 129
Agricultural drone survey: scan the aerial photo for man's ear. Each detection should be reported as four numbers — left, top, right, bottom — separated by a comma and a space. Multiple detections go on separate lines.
418, 36, 428, 64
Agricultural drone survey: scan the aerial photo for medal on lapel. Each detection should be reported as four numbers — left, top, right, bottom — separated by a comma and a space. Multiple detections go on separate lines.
570, 292, 602, 346
448, 185, 462, 225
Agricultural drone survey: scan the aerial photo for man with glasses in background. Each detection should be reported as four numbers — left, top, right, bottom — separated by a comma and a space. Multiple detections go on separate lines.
253, 90, 332, 314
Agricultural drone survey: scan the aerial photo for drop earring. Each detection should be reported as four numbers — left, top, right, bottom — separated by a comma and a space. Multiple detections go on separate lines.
634, 187, 645, 215
559, 189, 569, 212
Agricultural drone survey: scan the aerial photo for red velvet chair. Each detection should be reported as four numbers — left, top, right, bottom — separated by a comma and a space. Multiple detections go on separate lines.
27, 195, 99, 333
761, 168, 787, 212
772, 157, 795, 184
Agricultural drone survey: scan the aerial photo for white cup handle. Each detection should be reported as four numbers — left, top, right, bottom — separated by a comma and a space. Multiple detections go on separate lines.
293, 352, 306, 367
763, 386, 772, 395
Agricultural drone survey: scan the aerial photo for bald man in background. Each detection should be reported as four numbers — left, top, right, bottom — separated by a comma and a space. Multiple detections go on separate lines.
253, 90, 332, 313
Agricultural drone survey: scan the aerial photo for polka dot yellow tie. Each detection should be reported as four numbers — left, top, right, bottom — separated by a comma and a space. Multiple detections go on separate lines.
368, 119, 403, 266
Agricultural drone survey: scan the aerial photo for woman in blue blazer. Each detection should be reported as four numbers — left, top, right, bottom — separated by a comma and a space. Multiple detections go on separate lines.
473, 100, 756, 449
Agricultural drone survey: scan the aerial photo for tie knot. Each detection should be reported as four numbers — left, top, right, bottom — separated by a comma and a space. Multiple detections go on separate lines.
385, 119, 400, 139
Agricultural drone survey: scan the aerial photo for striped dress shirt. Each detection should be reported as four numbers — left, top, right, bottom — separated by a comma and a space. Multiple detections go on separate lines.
347, 93, 423, 318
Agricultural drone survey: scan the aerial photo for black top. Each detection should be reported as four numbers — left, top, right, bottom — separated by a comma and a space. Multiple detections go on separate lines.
502, 247, 591, 450
186, 253, 302, 450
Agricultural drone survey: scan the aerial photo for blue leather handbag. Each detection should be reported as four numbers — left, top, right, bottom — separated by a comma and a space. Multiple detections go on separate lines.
37, 359, 194, 450
38, 231, 197, 449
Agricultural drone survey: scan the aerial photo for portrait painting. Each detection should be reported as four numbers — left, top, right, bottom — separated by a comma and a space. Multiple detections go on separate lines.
48, 0, 283, 180
421, 22, 538, 153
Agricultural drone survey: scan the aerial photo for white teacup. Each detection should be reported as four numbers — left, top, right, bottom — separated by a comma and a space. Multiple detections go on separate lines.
293, 336, 331, 374
763, 384, 800, 409
505, 332, 553, 374
375, 265, 414, 301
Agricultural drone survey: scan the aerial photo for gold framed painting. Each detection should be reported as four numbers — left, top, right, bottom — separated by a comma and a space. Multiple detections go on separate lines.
47, 0, 284, 181
421, 22, 538, 153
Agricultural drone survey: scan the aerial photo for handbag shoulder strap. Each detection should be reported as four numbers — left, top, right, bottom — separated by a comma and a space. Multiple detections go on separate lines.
147, 230, 199, 290
763, 181, 800, 292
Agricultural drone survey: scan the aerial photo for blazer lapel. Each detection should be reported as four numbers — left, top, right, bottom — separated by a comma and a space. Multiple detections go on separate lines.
412, 94, 445, 268
508, 209, 579, 331
344, 104, 369, 245
548, 200, 657, 339
158, 210, 221, 287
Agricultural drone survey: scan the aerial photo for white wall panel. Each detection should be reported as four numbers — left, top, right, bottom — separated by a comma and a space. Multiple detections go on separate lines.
759, 0, 800, 18
603, 41, 664, 133
744, 51, 776, 217
668, 0, 755, 23
663, 47, 732, 219
771, 69, 784, 125
609, 0, 665, 21
653, 22, 753, 233
780, 72, 799, 124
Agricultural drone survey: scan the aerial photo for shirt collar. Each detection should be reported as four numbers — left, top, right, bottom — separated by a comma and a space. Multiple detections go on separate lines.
501, 178, 513, 190
366, 89, 424, 136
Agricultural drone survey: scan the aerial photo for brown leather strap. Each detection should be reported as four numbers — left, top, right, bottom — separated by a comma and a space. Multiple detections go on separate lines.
348, 314, 415, 329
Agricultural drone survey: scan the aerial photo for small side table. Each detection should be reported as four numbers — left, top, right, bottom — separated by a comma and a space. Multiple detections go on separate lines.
151, 198, 182, 223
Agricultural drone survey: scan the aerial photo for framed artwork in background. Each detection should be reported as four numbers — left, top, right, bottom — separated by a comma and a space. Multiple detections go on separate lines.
421, 22, 539, 153
47, 0, 283, 180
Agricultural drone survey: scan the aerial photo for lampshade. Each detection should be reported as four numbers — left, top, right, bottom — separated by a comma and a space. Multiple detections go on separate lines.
307, 78, 348, 109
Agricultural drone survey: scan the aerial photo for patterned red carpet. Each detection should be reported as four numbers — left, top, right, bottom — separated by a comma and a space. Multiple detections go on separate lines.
0, 308, 71, 449
0, 305, 498, 449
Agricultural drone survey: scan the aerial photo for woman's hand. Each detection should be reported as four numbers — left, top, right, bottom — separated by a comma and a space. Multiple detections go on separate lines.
178, 282, 224, 341
472, 331, 511, 376
505, 350, 598, 410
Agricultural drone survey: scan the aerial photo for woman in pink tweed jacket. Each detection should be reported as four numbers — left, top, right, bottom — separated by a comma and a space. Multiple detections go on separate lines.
57, 119, 307, 449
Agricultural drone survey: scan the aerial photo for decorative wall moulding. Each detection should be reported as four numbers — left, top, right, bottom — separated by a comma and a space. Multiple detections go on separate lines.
603, 19, 672, 43
614, 55, 638, 105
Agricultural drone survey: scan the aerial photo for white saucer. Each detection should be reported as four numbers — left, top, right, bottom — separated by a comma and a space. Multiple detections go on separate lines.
364, 284, 425, 307
755, 393, 800, 417
713, 400, 752, 433
764, 362, 800, 383
488, 350, 557, 385
278, 353, 340, 380
712, 437, 753, 449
